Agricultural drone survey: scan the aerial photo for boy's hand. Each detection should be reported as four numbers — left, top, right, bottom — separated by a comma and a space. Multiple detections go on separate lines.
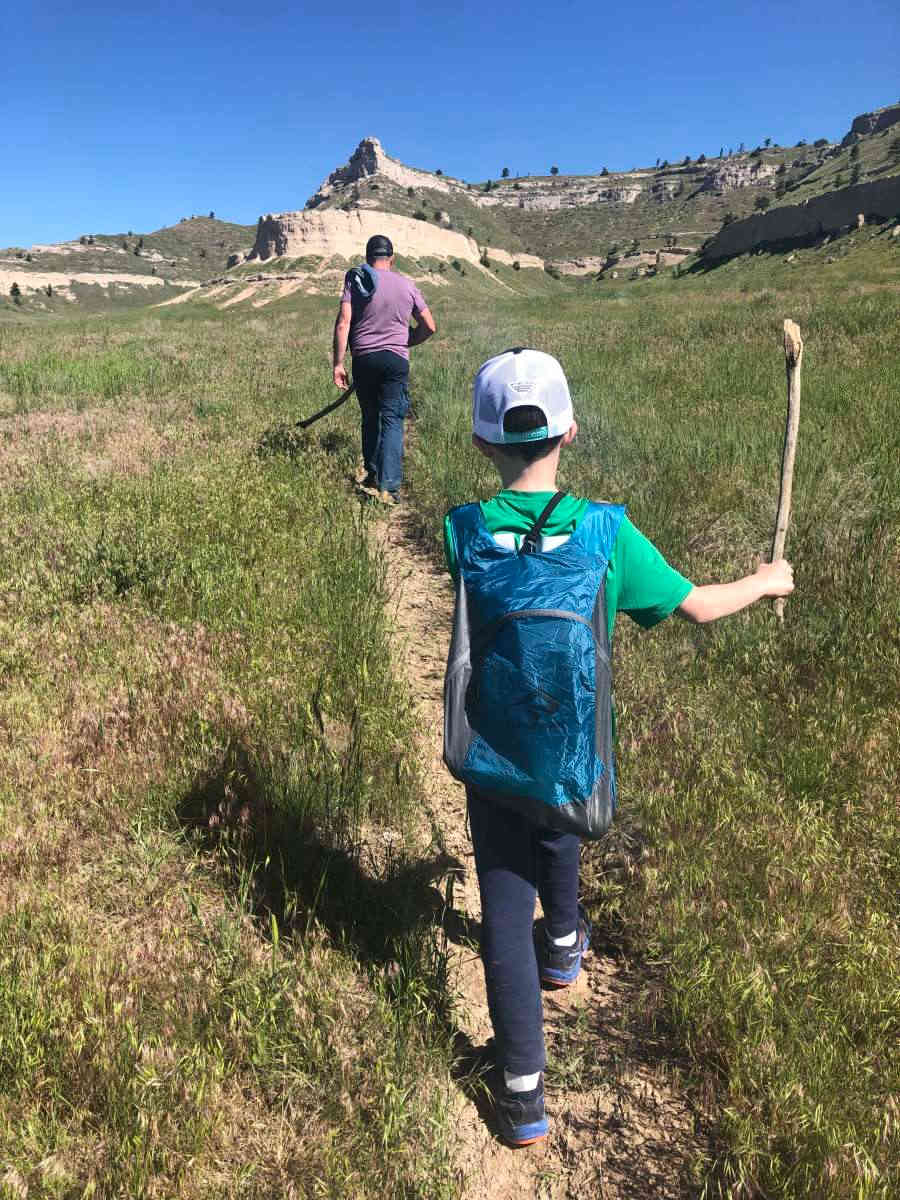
755, 559, 794, 597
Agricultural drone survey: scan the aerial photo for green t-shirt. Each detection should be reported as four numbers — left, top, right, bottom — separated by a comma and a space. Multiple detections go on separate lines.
443, 490, 693, 638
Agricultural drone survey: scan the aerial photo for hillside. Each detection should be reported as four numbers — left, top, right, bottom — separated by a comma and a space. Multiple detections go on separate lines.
0, 216, 255, 312
3, 99, 898, 317
306, 102, 900, 266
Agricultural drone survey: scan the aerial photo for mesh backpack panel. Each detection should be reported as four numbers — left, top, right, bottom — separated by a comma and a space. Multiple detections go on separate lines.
443, 501, 624, 838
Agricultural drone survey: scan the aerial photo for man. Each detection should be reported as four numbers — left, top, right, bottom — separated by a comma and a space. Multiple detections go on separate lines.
332, 234, 436, 502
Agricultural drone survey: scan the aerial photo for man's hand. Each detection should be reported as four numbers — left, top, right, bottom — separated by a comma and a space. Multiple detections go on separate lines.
408, 306, 436, 348
333, 363, 350, 389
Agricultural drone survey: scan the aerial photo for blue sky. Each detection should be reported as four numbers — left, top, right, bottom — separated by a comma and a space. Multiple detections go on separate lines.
4, 0, 898, 246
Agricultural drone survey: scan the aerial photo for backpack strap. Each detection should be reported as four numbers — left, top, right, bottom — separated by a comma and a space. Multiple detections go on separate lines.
520, 491, 567, 555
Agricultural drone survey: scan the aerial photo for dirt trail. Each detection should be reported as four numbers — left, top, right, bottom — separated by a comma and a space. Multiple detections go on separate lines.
374, 504, 710, 1199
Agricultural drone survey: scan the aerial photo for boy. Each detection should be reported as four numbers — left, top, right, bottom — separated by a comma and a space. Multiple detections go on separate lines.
442, 348, 794, 1146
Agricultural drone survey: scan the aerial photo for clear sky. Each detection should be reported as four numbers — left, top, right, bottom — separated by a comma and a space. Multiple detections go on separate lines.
4, 0, 898, 246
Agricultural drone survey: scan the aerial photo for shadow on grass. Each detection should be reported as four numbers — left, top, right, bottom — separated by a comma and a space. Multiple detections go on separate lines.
177, 737, 476, 966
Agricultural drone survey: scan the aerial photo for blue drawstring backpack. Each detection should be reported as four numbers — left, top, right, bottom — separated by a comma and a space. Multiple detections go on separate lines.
443, 493, 624, 839
344, 262, 378, 303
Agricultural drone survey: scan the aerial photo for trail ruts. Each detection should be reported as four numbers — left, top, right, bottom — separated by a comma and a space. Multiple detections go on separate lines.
372, 500, 712, 1199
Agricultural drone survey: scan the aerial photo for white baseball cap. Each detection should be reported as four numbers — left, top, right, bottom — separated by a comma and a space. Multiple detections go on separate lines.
472, 348, 574, 444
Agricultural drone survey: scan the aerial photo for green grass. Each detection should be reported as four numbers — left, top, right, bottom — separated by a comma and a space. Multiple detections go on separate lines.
0, 306, 458, 1196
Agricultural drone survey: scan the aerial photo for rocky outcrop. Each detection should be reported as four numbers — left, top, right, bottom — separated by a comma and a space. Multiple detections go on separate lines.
475, 180, 643, 211
702, 175, 900, 262
843, 103, 900, 144
246, 208, 543, 270
308, 137, 453, 207
700, 159, 776, 194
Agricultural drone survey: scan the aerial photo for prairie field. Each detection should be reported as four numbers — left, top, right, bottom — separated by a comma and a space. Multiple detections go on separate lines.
0, 227, 898, 1197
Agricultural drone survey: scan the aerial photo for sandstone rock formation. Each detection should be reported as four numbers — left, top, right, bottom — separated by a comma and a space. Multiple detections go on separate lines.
308, 137, 453, 208
246, 208, 544, 270
700, 160, 776, 194
842, 103, 900, 144
702, 175, 900, 262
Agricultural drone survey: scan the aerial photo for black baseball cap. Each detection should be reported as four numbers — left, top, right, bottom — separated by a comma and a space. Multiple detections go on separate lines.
365, 234, 394, 261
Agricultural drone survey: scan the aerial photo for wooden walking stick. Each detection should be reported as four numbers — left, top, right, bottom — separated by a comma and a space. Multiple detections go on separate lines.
771, 319, 802, 621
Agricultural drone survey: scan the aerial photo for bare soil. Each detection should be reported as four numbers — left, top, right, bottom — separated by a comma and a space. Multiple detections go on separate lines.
373, 502, 712, 1198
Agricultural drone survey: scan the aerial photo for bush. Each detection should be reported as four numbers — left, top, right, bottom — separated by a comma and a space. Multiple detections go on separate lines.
479, 249, 490, 267
722, 211, 737, 227
755, 194, 772, 210
10, 282, 21, 304
451, 259, 462, 272
512, 260, 520, 270
413, 210, 427, 221
550, 166, 559, 175
600, 166, 609, 176
814, 137, 828, 148
501, 167, 509, 178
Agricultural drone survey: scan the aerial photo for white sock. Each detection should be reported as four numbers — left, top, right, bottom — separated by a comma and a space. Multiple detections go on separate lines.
504, 1069, 541, 1093
550, 929, 577, 947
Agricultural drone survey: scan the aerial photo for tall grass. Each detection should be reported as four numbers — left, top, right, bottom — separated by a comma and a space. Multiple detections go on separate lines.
0, 305, 458, 1196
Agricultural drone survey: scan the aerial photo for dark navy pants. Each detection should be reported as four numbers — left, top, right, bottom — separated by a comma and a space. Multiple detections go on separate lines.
352, 350, 409, 493
467, 787, 581, 1076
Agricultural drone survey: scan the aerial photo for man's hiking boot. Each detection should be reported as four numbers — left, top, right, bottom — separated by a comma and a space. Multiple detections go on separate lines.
495, 1074, 548, 1147
538, 905, 591, 988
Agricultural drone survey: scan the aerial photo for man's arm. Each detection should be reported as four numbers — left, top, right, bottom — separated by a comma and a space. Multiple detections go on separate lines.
677, 559, 794, 624
332, 300, 352, 388
408, 306, 436, 348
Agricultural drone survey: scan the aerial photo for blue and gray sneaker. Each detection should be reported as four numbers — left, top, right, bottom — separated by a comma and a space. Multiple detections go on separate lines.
495, 1074, 549, 1147
538, 905, 592, 987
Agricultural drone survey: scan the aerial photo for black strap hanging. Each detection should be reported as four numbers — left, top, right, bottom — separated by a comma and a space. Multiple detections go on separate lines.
520, 491, 567, 555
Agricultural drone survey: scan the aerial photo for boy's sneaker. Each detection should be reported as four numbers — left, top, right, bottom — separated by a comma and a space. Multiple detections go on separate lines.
538, 905, 591, 988
495, 1075, 548, 1147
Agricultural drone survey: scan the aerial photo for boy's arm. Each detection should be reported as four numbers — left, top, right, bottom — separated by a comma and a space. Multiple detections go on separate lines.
677, 559, 794, 624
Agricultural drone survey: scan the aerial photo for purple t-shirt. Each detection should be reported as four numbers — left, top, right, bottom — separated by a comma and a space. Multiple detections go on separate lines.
340, 269, 427, 361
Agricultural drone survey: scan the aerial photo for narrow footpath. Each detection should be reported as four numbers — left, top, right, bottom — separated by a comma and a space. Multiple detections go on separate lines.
374, 502, 710, 1199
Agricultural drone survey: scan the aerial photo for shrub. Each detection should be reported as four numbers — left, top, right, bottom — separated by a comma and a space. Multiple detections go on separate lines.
407, 187, 414, 197
600, 166, 609, 176
850, 144, 860, 161
834, 173, 845, 188
755, 194, 772, 210
697, 154, 706, 164
850, 164, 861, 184
209, 210, 215, 218
550, 165, 559, 175
501, 167, 509, 178
512, 260, 520, 270
722, 211, 737, 226
814, 137, 828, 148
479, 248, 490, 267
435, 168, 443, 176
413, 210, 427, 221
10, 282, 21, 304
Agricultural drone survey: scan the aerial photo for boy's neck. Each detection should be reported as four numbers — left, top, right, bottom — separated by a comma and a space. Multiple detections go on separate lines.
496, 454, 561, 492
